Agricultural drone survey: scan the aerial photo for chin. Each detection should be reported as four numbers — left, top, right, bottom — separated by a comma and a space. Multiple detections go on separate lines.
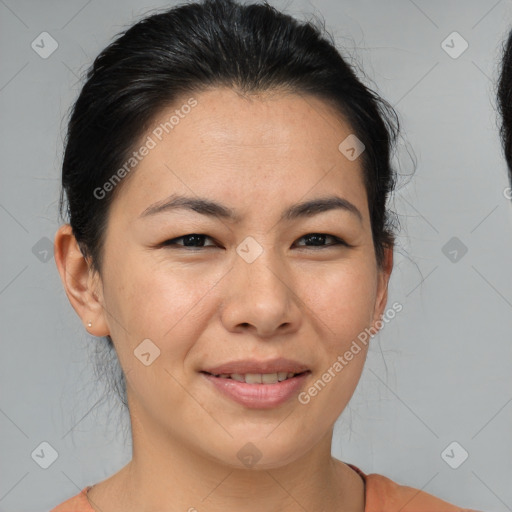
203, 433, 317, 471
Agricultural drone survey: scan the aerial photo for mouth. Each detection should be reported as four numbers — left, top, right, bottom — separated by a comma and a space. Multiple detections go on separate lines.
200, 369, 312, 408
199, 358, 312, 408
200, 370, 311, 384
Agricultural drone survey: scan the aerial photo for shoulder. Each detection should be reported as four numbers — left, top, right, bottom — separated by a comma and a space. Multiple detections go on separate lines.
346, 464, 480, 512
365, 472, 479, 511
50, 486, 94, 512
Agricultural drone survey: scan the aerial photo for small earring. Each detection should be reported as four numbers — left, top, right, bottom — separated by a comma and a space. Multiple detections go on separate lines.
87, 322, 92, 328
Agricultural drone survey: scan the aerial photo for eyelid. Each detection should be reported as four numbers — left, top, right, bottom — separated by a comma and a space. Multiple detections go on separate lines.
294, 233, 350, 247
159, 233, 351, 249
159, 234, 218, 248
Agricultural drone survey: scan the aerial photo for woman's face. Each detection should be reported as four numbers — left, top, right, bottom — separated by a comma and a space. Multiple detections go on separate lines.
78, 87, 392, 468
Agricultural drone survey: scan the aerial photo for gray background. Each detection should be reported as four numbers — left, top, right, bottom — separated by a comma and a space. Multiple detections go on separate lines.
1, 0, 511, 510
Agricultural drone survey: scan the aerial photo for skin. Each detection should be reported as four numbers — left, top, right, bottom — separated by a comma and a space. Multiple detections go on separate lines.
55, 87, 393, 512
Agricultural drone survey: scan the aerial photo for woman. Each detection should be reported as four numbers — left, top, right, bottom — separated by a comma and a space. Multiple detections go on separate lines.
50, 0, 478, 510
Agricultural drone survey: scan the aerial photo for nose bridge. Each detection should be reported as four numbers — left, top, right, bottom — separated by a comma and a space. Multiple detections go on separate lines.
236, 235, 288, 298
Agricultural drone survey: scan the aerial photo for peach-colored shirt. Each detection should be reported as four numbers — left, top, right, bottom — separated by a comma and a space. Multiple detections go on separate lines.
50, 463, 479, 511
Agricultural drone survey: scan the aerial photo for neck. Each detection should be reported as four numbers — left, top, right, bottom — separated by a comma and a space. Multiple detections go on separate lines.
89, 405, 365, 512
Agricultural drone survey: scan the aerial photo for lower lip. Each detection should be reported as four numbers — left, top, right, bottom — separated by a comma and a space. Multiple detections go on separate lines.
201, 371, 311, 409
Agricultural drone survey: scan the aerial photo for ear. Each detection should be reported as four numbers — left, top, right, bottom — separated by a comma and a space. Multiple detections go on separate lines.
370, 244, 394, 332
54, 224, 110, 337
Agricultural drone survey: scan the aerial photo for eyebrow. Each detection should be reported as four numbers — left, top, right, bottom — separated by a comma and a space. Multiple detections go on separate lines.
139, 194, 363, 224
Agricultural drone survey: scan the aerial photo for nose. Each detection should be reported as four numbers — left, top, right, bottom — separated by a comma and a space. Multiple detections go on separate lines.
220, 245, 303, 338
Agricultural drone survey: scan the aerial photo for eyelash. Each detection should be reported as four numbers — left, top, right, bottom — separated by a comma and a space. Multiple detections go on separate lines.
160, 233, 350, 251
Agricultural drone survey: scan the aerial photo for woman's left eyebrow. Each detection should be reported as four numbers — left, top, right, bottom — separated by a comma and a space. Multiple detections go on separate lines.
139, 193, 363, 224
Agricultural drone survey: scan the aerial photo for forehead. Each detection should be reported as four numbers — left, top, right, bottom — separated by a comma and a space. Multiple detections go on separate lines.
168, 87, 353, 156
109, 87, 369, 222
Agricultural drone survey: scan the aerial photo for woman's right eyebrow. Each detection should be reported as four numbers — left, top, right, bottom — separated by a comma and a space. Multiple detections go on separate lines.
138, 193, 363, 225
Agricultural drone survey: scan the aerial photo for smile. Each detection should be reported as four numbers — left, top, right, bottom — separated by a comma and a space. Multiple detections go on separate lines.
201, 370, 311, 408
203, 371, 308, 383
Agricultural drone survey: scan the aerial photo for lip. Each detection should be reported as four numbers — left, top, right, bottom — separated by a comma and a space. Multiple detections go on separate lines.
201, 371, 311, 409
201, 357, 310, 375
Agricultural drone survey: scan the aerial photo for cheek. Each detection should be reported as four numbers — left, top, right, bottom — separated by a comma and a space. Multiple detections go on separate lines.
303, 261, 377, 345
102, 256, 221, 407
103, 253, 221, 349
297, 265, 375, 419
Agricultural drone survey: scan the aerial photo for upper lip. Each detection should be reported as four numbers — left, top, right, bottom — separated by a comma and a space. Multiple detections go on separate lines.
201, 357, 310, 375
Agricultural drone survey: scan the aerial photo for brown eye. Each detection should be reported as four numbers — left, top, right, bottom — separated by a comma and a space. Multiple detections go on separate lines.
294, 233, 349, 248
159, 232, 350, 251
161, 234, 218, 249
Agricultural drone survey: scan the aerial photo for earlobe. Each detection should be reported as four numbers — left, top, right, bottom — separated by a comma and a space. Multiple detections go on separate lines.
54, 224, 110, 337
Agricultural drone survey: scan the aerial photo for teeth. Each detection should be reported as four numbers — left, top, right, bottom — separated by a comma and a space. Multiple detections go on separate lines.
214, 372, 300, 383
261, 373, 278, 384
